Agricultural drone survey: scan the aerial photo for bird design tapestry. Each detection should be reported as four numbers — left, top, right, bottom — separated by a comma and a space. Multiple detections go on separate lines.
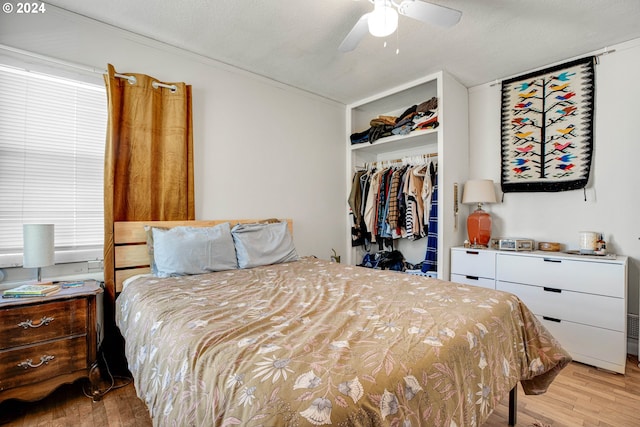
500, 56, 595, 193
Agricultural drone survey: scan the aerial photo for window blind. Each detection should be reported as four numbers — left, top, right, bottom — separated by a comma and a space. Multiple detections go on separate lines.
0, 65, 107, 258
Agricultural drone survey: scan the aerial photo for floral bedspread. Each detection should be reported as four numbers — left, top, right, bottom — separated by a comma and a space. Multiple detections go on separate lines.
116, 257, 570, 426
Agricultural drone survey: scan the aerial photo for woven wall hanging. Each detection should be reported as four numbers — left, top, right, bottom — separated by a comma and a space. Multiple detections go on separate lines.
501, 56, 596, 193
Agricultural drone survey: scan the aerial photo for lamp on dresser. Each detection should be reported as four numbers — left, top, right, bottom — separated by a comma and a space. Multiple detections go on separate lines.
23, 223, 54, 283
462, 179, 497, 247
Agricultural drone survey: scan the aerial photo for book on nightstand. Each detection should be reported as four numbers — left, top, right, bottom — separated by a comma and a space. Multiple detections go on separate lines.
2, 283, 60, 298
57, 281, 86, 288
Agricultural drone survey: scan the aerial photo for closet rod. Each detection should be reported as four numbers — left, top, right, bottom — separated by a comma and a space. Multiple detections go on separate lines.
360, 152, 438, 169
0, 43, 178, 92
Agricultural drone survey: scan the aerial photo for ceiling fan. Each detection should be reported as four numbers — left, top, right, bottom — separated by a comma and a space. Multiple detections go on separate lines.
339, 0, 462, 52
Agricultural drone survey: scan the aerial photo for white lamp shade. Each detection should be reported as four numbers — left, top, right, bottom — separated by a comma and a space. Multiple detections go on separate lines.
368, 2, 398, 37
23, 224, 55, 268
462, 179, 497, 205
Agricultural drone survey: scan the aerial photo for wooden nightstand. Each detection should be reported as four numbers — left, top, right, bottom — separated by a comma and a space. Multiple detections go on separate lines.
0, 281, 103, 404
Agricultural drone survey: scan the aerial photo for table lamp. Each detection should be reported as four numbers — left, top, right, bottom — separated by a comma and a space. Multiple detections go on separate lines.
23, 224, 55, 283
462, 180, 497, 247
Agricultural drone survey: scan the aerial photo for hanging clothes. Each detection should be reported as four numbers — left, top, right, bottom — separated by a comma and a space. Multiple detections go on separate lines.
422, 163, 438, 272
409, 164, 429, 240
348, 170, 365, 227
349, 156, 437, 249
387, 166, 406, 239
348, 169, 367, 246
363, 169, 382, 243
420, 160, 434, 235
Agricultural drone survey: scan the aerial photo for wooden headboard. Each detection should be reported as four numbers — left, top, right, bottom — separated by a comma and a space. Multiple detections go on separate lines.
113, 219, 293, 293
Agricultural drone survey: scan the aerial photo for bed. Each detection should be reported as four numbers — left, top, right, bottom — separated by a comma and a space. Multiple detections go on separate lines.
113, 219, 570, 426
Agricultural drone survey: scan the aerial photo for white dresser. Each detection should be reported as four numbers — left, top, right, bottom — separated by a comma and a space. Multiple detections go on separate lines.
450, 247, 628, 374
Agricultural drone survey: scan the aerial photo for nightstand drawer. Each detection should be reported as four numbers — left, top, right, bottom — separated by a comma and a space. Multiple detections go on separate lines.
0, 335, 88, 390
0, 299, 88, 350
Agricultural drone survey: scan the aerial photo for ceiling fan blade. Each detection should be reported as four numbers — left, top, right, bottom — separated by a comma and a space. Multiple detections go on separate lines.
398, 0, 462, 27
339, 13, 370, 52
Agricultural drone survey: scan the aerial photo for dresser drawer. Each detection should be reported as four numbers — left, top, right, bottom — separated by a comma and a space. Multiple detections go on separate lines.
451, 274, 495, 289
450, 249, 496, 278
0, 335, 88, 390
496, 253, 625, 298
537, 315, 626, 373
497, 281, 624, 331
0, 299, 88, 350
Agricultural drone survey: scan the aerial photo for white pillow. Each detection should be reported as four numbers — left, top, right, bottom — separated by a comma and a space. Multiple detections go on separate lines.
231, 221, 298, 269
152, 223, 238, 277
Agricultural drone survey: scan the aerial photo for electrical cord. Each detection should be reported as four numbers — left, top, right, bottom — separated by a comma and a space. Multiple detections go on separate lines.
82, 350, 132, 400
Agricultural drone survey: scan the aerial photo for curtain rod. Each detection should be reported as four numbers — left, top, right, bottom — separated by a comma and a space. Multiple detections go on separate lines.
0, 43, 178, 92
488, 47, 616, 87
113, 73, 177, 92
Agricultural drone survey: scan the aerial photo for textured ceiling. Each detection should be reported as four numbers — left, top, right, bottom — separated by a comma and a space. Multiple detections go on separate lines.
39, 0, 640, 103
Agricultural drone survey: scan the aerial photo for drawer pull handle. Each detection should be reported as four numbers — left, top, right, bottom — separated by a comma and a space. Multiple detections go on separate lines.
465, 275, 479, 280
17, 355, 55, 369
542, 316, 561, 323
543, 287, 562, 293
466, 251, 479, 255
543, 258, 562, 263
17, 316, 55, 329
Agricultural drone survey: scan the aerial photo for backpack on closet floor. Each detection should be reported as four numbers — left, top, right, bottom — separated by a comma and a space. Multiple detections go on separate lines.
360, 250, 406, 271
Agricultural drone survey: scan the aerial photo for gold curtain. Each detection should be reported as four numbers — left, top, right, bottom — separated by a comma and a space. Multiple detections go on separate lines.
103, 64, 194, 306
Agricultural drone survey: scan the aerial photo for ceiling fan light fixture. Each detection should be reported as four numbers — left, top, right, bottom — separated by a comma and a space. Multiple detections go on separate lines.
339, 0, 462, 52
368, 2, 398, 37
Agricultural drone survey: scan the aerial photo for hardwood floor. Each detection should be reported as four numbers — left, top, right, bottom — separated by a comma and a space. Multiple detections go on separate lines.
1, 356, 639, 426
484, 355, 640, 427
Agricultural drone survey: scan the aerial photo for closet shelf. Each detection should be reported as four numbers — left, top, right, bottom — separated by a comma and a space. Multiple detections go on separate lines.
350, 128, 438, 155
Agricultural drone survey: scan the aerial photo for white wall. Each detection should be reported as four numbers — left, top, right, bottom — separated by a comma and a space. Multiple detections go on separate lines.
0, 6, 347, 263
468, 38, 640, 319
